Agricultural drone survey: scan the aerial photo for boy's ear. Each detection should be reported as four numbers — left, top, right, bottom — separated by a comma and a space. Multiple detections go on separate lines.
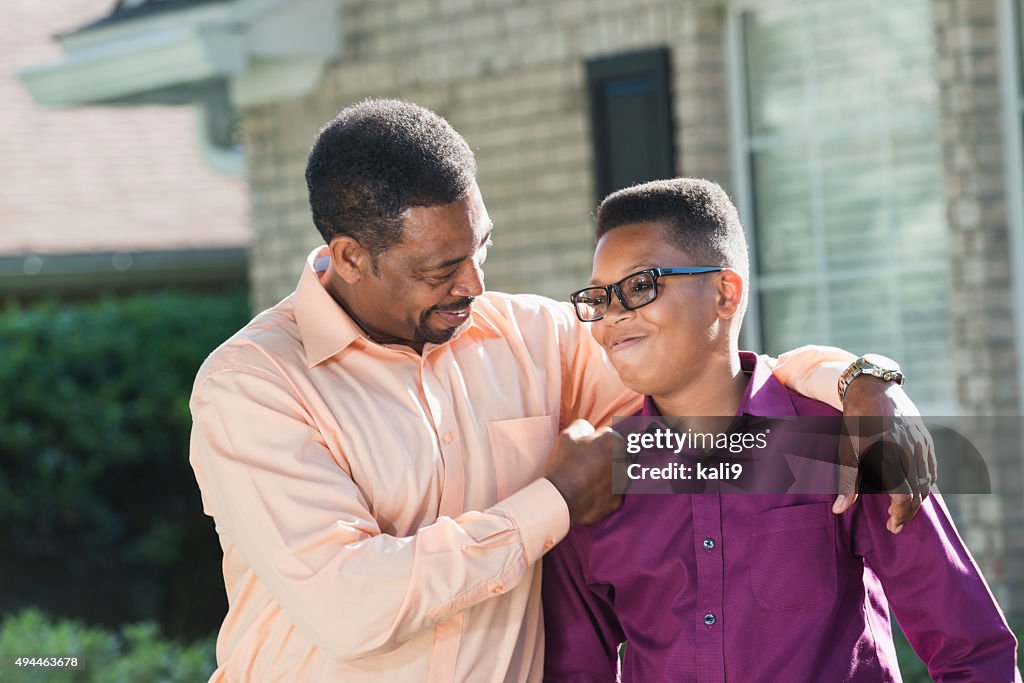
716, 269, 744, 319
328, 236, 374, 285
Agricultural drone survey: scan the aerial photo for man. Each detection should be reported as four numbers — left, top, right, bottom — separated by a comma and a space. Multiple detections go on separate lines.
189, 99, 934, 681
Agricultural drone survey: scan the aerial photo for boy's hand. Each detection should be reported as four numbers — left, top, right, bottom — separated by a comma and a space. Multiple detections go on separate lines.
834, 377, 937, 533
545, 420, 625, 526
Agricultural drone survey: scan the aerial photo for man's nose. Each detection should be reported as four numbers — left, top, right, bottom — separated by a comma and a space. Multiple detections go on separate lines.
451, 259, 485, 298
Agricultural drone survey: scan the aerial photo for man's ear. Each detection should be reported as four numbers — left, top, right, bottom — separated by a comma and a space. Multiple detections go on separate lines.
716, 269, 744, 320
328, 236, 373, 285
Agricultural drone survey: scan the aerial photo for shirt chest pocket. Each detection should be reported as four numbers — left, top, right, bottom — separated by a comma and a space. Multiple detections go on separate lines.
749, 502, 837, 610
486, 415, 558, 501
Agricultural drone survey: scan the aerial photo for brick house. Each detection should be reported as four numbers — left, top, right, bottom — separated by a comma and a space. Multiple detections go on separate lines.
24, 0, 1024, 618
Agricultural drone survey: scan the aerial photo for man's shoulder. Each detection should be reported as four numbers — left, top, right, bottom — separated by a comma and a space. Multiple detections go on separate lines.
472, 291, 579, 340
193, 294, 303, 390
477, 291, 574, 320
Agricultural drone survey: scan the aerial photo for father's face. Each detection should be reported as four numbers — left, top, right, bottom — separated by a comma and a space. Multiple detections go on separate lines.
359, 181, 492, 348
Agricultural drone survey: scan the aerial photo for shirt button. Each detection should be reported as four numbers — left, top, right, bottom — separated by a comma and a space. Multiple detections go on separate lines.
492, 584, 504, 594
703, 538, 715, 550
544, 539, 555, 551
443, 432, 454, 444
704, 613, 716, 626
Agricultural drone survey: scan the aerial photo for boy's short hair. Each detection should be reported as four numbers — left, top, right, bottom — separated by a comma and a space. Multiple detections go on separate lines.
595, 178, 749, 278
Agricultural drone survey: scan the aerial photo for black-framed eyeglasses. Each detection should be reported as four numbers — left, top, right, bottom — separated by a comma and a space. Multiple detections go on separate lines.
569, 267, 724, 322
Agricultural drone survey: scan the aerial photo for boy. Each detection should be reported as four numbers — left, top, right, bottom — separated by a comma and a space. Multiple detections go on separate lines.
542, 178, 1020, 681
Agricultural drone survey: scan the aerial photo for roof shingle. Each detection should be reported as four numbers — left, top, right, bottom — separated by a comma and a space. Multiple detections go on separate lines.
3, 0, 250, 256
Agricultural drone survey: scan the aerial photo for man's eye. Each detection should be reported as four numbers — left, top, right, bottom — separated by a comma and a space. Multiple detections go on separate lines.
427, 270, 458, 284
579, 292, 606, 305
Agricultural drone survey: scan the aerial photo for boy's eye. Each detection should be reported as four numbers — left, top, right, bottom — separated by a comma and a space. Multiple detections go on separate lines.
629, 280, 654, 293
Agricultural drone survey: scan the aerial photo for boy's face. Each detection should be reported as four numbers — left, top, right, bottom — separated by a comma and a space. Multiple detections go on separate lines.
590, 221, 728, 397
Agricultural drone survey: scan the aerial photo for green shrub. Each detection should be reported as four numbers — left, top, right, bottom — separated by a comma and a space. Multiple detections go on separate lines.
0, 289, 251, 638
892, 621, 931, 683
0, 608, 215, 682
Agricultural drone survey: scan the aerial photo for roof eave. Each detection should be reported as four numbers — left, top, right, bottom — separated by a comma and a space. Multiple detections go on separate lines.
18, 0, 342, 108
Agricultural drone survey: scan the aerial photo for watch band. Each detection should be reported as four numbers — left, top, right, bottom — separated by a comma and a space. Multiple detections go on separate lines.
837, 355, 905, 402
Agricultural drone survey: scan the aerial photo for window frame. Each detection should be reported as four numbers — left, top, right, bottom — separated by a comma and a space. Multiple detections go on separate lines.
586, 47, 676, 203
726, 0, 958, 412
998, 0, 1024, 408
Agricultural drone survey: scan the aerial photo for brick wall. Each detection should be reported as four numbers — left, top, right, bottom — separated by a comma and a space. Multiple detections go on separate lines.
243, 0, 729, 311
932, 0, 1023, 615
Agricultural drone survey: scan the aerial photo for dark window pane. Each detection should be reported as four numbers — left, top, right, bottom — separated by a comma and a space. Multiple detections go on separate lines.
587, 48, 675, 200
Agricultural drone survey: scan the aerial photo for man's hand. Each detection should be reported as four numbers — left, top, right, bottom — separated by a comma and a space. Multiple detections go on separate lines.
545, 419, 625, 526
834, 377, 937, 533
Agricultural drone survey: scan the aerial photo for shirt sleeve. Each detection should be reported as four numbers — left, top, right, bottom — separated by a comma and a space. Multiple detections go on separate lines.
854, 494, 1021, 682
189, 364, 570, 662
766, 345, 857, 411
542, 531, 622, 681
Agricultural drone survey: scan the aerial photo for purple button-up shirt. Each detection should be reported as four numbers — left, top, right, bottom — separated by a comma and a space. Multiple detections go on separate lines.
543, 352, 1020, 682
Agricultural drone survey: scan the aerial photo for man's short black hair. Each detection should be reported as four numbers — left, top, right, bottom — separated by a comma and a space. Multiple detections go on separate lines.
595, 178, 749, 277
305, 99, 477, 259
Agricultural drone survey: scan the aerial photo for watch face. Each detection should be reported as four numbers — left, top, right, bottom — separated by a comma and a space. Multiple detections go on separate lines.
862, 353, 900, 373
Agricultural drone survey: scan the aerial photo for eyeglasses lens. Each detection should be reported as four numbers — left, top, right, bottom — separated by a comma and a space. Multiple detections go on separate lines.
574, 289, 607, 321
622, 272, 656, 308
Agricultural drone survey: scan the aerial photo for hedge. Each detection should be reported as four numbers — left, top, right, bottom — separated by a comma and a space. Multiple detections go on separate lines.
0, 608, 215, 682
0, 289, 251, 639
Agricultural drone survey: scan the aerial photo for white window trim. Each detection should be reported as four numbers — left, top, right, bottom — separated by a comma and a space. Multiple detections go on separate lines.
998, 0, 1024, 411
725, 1, 763, 353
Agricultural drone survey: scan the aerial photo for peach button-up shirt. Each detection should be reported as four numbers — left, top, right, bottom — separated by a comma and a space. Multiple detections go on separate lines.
189, 247, 853, 682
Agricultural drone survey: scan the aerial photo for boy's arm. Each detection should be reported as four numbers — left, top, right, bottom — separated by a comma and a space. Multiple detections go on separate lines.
768, 345, 937, 531
542, 532, 622, 681
855, 494, 1021, 681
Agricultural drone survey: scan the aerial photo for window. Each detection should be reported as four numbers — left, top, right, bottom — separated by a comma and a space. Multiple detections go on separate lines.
586, 48, 675, 201
729, 0, 955, 411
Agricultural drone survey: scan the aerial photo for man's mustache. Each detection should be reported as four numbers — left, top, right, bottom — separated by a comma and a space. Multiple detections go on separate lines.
431, 297, 475, 313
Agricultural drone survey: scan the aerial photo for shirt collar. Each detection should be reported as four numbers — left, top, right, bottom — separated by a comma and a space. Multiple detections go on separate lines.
638, 351, 797, 418
294, 247, 366, 367
294, 246, 503, 366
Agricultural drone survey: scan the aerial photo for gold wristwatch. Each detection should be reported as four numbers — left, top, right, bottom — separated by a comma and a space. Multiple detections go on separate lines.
837, 354, 905, 402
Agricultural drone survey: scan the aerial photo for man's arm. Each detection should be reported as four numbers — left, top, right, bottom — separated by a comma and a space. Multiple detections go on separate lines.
768, 345, 937, 531
542, 532, 622, 681
556, 300, 641, 429
190, 365, 570, 661
855, 494, 1021, 681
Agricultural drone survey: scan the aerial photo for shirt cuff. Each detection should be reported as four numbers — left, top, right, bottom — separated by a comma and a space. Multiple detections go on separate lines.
494, 478, 571, 565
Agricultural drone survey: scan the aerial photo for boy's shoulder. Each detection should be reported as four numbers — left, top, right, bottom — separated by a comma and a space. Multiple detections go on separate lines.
743, 351, 842, 419
785, 386, 842, 418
